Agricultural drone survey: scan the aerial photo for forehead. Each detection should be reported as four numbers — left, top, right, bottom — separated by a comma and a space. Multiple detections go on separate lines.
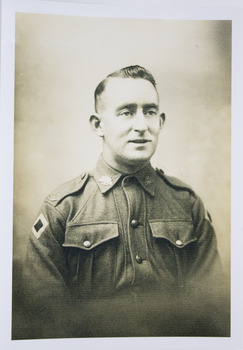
100, 77, 159, 110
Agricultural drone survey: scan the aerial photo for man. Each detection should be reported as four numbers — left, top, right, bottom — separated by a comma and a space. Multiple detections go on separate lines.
20, 65, 229, 338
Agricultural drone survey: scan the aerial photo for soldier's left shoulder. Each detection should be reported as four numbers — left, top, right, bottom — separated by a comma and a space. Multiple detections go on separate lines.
156, 168, 213, 222
155, 168, 196, 197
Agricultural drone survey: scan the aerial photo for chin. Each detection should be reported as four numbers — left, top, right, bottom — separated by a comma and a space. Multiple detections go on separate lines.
124, 153, 153, 164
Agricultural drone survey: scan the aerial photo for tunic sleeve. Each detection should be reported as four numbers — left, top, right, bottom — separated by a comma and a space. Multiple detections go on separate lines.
187, 195, 223, 285
21, 201, 72, 338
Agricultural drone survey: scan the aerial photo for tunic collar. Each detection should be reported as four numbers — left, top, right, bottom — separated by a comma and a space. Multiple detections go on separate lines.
92, 155, 157, 197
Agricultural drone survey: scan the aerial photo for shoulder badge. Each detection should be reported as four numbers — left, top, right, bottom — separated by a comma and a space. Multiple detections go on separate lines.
156, 168, 195, 197
32, 213, 48, 239
47, 172, 89, 206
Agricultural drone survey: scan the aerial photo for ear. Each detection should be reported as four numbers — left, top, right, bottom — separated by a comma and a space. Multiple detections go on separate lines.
159, 113, 166, 129
89, 114, 104, 137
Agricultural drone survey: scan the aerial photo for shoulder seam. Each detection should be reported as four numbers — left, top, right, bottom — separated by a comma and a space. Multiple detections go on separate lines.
43, 201, 66, 227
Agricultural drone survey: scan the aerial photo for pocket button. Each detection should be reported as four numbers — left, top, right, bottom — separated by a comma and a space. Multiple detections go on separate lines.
83, 240, 91, 248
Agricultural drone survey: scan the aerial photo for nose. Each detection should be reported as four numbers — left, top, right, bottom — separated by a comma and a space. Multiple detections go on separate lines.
133, 110, 148, 133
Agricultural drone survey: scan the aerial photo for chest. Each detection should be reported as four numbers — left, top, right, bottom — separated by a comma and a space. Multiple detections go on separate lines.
62, 179, 196, 297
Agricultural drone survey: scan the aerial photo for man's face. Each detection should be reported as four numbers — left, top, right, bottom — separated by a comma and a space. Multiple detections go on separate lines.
96, 77, 162, 172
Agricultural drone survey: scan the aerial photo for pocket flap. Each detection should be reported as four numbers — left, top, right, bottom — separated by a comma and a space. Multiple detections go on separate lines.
149, 220, 197, 248
63, 222, 119, 250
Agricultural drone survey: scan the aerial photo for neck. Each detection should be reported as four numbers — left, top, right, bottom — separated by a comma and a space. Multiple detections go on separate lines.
101, 153, 150, 175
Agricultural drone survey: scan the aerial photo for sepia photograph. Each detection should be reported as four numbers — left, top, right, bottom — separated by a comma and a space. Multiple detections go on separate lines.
1, 0, 242, 349
13, 12, 231, 339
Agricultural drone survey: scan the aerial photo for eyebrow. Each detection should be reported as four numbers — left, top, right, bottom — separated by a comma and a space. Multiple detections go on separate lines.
115, 103, 159, 113
115, 103, 137, 113
143, 103, 159, 111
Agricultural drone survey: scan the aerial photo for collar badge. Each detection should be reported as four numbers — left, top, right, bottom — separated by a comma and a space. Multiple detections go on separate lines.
144, 176, 154, 186
98, 175, 113, 186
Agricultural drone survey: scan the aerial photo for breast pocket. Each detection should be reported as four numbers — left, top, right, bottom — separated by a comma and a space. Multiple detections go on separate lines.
62, 222, 119, 296
149, 219, 197, 248
148, 220, 197, 283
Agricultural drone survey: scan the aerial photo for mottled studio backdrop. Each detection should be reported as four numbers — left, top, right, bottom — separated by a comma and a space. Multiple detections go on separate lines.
14, 15, 231, 278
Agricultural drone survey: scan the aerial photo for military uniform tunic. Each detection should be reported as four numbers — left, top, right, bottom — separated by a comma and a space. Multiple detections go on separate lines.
22, 156, 225, 338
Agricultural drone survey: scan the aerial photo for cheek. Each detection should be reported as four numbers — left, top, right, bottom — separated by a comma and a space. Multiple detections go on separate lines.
107, 122, 129, 137
102, 124, 124, 144
102, 121, 116, 135
149, 120, 161, 135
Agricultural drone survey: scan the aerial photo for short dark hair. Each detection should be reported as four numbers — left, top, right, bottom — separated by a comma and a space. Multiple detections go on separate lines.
94, 65, 157, 113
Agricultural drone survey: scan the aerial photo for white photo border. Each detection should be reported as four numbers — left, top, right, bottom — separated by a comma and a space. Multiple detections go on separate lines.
1, 0, 243, 349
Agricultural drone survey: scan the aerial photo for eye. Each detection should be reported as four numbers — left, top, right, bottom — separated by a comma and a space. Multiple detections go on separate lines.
144, 109, 157, 116
118, 110, 134, 117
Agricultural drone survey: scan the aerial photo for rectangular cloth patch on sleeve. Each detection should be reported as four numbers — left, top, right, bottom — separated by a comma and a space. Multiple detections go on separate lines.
32, 213, 48, 239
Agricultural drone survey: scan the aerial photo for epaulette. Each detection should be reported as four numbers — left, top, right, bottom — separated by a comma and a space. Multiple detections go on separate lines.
156, 168, 195, 197
46, 172, 89, 206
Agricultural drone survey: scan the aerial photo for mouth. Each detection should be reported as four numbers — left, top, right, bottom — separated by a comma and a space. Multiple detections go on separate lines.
129, 139, 151, 144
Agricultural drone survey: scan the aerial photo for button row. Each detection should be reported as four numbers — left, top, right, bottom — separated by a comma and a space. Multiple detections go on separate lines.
83, 240, 183, 250
84, 239, 183, 249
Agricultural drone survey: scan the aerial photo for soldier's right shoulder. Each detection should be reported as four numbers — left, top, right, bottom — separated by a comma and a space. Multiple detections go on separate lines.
45, 172, 89, 207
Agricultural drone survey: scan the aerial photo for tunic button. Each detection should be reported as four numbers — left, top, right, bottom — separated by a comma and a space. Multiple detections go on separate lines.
176, 239, 183, 246
81, 173, 86, 179
83, 240, 91, 248
131, 219, 139, 228
135, 255, 143, 264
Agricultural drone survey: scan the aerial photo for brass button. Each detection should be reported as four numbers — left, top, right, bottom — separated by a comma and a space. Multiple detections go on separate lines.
135, 255, 143, 264
176, 239, 183, 246
83, 240, 91, 248
131, 219, 139, 228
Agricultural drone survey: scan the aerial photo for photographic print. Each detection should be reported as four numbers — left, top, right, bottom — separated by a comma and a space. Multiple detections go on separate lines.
12, 12, 231, 339
1, 0, 242, 349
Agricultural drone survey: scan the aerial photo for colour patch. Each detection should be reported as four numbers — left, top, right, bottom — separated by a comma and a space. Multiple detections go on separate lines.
32, 213, 48, 239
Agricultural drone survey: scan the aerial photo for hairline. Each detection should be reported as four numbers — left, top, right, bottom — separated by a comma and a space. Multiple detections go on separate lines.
95, 76, 159, 113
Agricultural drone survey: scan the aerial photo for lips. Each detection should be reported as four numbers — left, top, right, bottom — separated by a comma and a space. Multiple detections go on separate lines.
129, 139, 151, 144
